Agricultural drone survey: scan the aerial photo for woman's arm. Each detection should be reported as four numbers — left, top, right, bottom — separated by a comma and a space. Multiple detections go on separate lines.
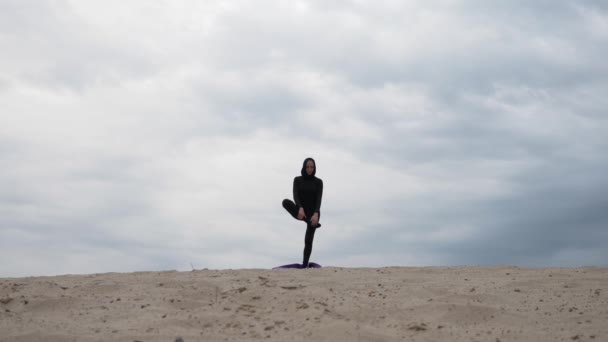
293, 177, 306, 220
314, 179, 323, 214
293, 177, 302, 207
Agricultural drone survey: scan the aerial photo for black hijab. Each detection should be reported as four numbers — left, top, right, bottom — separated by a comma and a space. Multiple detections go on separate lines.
300, 157, 316, 178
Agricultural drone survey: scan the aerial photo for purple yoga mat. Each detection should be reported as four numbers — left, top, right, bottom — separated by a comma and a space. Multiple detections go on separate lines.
273, 262, 322, 269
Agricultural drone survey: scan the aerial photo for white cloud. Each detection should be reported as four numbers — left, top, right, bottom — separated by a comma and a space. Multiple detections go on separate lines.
1, 0, 607, 276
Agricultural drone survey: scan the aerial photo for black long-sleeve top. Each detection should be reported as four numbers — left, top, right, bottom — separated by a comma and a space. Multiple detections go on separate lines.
293, 176, 323, 216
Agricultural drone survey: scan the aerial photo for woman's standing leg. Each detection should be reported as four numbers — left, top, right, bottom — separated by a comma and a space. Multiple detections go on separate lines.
302, 222, 316, 268
302, 212, 320, 268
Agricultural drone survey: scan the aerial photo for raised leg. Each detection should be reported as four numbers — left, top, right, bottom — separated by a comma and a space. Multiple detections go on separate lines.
282, 199, 300, 220
283, 199, 322, 228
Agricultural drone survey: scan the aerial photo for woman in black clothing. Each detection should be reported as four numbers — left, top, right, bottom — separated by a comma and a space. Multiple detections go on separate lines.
282, 157, 323, 268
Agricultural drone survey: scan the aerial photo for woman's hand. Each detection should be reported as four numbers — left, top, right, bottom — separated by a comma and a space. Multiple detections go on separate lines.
310, 213, 319, 227
297, 208, 306, 220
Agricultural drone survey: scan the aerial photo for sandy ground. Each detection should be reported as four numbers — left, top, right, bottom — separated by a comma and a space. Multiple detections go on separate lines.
1, 266, 606, 342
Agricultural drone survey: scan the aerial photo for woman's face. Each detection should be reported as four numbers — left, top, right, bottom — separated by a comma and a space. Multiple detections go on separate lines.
305, 160, 315, 175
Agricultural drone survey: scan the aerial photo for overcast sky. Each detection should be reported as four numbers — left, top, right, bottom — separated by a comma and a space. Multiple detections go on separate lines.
1, 1, 607, 277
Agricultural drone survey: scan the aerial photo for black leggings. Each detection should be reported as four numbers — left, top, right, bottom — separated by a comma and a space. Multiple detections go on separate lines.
282, 199, 320, 267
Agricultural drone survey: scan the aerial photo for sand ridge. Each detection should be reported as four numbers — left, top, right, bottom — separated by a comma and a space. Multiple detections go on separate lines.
1, 266, 606, 341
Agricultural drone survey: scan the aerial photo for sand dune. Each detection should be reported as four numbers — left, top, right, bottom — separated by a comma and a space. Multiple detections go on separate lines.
1, 266, 606, 341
